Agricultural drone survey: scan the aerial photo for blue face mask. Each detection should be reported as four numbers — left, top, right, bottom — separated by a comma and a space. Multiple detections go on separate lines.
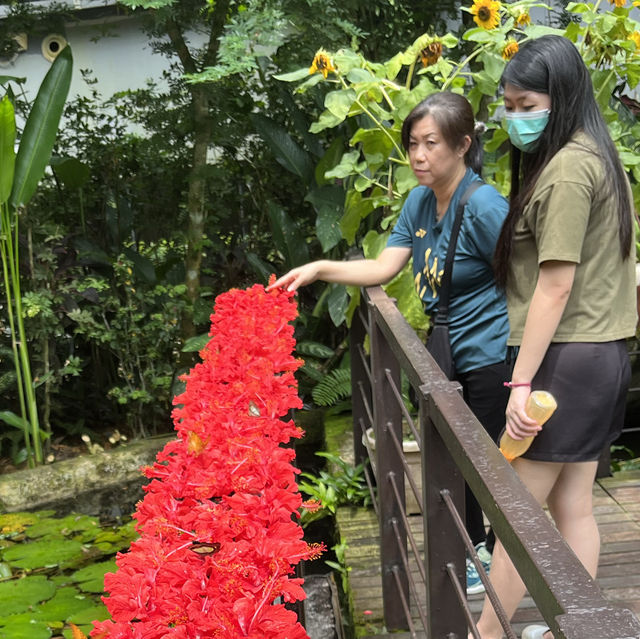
504, 109, 550, 153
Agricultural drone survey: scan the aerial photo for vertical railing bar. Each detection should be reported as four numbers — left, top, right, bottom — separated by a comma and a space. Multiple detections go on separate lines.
444, 562, 482, 639
388, 472, 426, 583
440, 489, 517, 639
383, 367, 421, 445
390, 518, 429, 632
356, 305, 370, 334
386, 422, 423, 515
390, 564, 418, 639
357, 344, 372, 383
357, 381, 374, 427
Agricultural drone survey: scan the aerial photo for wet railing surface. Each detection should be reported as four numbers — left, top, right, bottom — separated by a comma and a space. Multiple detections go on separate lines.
350, 284, 640, 639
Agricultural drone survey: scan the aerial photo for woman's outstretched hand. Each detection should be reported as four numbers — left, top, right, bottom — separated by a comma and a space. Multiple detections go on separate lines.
505, 387, 541, 440
267, 262, 321, 292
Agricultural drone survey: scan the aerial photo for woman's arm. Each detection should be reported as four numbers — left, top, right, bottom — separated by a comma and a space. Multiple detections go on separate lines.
506, 260, 576, 439
268, 246, 412, 292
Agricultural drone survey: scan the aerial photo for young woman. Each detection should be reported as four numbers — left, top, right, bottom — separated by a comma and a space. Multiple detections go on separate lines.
474, 35, 637, 639
270, 92, 510, 594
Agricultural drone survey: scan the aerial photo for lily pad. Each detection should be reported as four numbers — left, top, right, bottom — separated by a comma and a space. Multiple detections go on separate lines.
25, 514, 99, 540
66, 603, 110, 636
72, 559, 116, 593
0, 512, 43, 538
0, 614, 52, 639
2, 538, 86, 570
32, 585, 92, 621
0, 574, 56, 615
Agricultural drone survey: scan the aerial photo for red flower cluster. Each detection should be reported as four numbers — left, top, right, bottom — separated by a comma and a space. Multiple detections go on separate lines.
91, 282, 323, 639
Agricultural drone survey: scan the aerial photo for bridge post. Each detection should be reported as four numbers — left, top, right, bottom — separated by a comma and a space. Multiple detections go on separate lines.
420, 389, 466, 639
370, 303, 408, 631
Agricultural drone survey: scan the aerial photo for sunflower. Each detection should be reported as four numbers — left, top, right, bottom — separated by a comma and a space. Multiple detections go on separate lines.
629, 31, 640, 49
609, 0, 626, 6
515, 10, 531, 27
309, 49, 336, 79
470, 0, 501, 30
502, 40, 519, 60
420, 41, 443, 67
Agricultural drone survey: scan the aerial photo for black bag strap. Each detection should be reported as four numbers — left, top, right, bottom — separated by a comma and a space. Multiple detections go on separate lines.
434, 180, 484, 325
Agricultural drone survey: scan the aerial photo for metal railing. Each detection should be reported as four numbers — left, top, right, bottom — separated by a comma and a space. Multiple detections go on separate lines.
350, 284, 640, 639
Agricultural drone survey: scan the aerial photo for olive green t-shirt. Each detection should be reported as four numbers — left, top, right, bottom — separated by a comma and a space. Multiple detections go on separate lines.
507, 132, 637, 345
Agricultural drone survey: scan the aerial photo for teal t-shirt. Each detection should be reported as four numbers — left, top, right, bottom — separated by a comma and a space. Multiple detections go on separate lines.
387, 169, 509, 374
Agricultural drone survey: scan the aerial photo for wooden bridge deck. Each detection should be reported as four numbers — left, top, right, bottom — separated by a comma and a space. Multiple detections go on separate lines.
335, 471, 640, 638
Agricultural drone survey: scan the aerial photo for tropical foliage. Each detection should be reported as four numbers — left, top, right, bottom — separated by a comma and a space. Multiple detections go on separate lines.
274, 0, 640, 327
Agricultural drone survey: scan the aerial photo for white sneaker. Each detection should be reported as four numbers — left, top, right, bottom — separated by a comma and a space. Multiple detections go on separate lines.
521, 625, 550, 639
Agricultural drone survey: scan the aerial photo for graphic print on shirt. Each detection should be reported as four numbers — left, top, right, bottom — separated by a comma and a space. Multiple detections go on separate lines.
415, 246, 444, 299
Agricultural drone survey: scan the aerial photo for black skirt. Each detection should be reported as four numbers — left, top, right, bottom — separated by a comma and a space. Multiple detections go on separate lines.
521, 340, 630, 463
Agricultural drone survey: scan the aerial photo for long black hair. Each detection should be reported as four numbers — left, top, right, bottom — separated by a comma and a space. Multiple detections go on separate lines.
401, 92, 484, 175
493, 35, 633, 287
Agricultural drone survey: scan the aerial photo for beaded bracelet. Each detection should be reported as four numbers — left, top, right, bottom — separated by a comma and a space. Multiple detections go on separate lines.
503, 381, 531, 388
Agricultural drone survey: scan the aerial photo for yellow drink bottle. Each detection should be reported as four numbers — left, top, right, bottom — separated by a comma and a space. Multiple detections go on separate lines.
499, 390, 558, 463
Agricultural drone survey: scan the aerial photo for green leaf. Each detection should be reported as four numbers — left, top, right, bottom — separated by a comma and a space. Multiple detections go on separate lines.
24, 513, 98, 539
346, 68, 375, 83
32, 586, 89, 621
315, 136, 345, 186
181, 333, 210, 353
309, 110, 345, 134
72, 559, 116, 593
50, 156, 90, 190
66, 603, 110, 632
327, 284, 349, 326
316, 206, 344, 252
0, 575, 56, 615
273, 67, 310, 82
0, 410, 29, 431
251, 113, 313, 183
10, 46, 72, 209
266, 202, 310, 269
0, 96, 16, 205
339, 191, 375, 244
245, 252, 273, 283
122, 247, 157, 284
324, 89, 357, 122
296, 341, 335, 358
2, 538, 86, 570
306, 185, 345, 251
0, 615, 51, 639
0, 75, 26, 86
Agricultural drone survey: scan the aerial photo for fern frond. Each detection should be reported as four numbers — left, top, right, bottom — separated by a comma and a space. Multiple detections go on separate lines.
312, 368, 352, 407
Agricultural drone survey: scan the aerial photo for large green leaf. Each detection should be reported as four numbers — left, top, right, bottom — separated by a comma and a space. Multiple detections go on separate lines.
266, 203, 310, 270
32, 586, 89, 621
9, 46, 72, 209
72, 559, 117, 593
0, 575, 56, 615
0, 410, 29, 431
50, 156, 90, 190
0, 615, 51, 639
0, 96, 16, 204
250, 113, 313, 184
305, 185, 344, 252
24, 513, 99, 540
2, 538, 86, 570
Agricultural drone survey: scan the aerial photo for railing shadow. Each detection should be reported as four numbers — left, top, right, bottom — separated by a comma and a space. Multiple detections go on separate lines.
350, 284, 640, 639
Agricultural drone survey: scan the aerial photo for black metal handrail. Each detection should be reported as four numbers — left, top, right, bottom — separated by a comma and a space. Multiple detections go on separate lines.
349, 284, 640, 639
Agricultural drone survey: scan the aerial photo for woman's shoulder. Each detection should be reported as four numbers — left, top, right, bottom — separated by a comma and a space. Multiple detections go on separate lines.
466, 181, 509, 219
540, 132, 603, 185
